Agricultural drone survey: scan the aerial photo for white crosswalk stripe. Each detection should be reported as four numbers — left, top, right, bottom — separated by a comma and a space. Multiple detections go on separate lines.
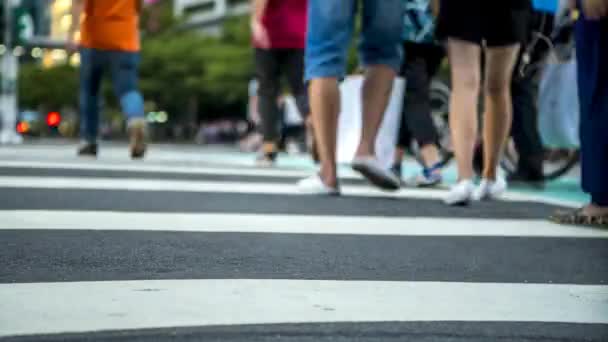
0, 147, 606, 341
2, 280, 607, 337
2, 211, 608, 238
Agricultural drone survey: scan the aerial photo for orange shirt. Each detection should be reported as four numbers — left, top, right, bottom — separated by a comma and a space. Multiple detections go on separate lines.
79, 0, 141, 52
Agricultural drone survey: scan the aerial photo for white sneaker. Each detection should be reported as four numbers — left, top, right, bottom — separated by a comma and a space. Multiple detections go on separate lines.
352, 156, 401, 191
297, 174, 340, 196
473, 177, 507, 201
444, 179, 475, 206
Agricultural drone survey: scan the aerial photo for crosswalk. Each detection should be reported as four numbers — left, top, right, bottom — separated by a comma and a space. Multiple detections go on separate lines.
0, 145, 607, 341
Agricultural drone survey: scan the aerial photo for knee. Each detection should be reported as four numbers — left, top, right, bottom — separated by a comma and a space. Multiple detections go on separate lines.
484, 77, 510, 98
453, 73, 480, 95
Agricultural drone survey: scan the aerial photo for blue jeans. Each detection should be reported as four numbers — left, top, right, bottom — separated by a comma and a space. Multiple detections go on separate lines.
305, 0, 403, 81
79, 48, 145, 143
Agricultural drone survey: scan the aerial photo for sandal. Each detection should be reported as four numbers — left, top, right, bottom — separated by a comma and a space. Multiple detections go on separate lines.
549, 208, 608, 227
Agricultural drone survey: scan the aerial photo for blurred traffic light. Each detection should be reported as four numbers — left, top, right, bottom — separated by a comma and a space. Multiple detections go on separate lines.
46, 111, 61, 127
16, 121, 30, 134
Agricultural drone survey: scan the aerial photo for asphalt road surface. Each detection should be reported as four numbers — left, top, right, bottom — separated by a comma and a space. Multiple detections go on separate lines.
0, 143, 607, 342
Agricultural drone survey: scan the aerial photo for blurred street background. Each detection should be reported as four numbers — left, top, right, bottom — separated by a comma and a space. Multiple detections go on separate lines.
0, 1, 606, 341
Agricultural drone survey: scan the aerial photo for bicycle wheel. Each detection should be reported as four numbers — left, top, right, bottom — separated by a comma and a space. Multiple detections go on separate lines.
499, 140, 580, 181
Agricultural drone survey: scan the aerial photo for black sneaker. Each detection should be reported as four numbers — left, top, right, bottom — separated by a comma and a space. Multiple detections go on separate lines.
77, 143, 98, 157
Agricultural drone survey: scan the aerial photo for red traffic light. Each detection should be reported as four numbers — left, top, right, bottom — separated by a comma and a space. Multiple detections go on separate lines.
46, 112, 61, 127
16, 121, 30, 134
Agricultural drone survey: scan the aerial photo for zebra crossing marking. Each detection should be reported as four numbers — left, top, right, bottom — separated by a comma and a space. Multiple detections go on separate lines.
0, 152, 601, 340
1, 279, 607, 337
0, 175, 582, 208
0, 160, 322, 179
2, 210, 607, 238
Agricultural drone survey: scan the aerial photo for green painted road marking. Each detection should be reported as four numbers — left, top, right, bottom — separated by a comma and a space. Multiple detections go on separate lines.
199, 152, 587, 206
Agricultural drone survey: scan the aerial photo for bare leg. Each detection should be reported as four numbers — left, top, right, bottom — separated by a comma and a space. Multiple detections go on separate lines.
309, 78, 340, 188
447, 39, 482, 181
482, 44, 521, 180
355, 65, 396, 157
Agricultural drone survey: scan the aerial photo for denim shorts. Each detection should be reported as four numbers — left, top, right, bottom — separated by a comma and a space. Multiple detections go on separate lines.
305, 0, 403, 81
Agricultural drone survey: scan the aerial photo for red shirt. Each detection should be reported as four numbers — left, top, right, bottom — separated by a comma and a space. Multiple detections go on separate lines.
255, 0, 308, 49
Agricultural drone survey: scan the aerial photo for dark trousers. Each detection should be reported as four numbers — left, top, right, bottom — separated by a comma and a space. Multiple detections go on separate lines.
510, 52, 545, 179
397, 43, 444, 153
255, 48, 309, 144
508, 9, 555, 179
576, 16, 608, 206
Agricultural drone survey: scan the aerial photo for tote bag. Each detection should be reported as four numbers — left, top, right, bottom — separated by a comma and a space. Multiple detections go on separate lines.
337, 76, 405, 168
537, 58, 580, 148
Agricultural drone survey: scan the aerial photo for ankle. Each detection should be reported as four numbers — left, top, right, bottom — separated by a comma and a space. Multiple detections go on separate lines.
318, 167, 338, 188
355, 145, 374, 158
263, 142, 278, 154
482, 170, 497, 181
458, 170, 475, 181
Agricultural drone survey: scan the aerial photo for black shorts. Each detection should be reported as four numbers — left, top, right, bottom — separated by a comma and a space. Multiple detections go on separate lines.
436, 0, 532, 47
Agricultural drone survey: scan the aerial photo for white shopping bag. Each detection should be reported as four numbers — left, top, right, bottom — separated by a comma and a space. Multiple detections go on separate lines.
337, 75, 405, 169
537, 59, 580, 149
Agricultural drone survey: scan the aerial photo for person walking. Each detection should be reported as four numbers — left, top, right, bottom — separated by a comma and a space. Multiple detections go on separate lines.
436, 0, 531, 205
251, 0, 309, 167
508, 5, 554, 188
68, 0, 147, 159
298, 0, 403, 195
392, 0, 445, 187
551, 0, 608, 226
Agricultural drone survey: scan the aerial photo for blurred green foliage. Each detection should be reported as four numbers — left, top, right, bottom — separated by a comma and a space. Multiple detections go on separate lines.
19, 5, 254, 124
139, 17, 253, 122
19, 63, 79, 111
18, 2, 378, 124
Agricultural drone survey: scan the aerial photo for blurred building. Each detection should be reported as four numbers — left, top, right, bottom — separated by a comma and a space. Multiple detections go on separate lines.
44, 0, 74, 67
174, 0, 250, 35
22, 0, 52, 37
0, 0, 52, 61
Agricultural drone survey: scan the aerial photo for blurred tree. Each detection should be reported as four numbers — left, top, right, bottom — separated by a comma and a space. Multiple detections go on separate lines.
19, 14, 253, 126
141, 0, 177, 36
139, 16, 253, 123
19, 63, 78, 110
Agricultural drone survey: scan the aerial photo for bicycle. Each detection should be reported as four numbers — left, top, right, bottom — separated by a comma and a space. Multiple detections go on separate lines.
407, 78, 454, 169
